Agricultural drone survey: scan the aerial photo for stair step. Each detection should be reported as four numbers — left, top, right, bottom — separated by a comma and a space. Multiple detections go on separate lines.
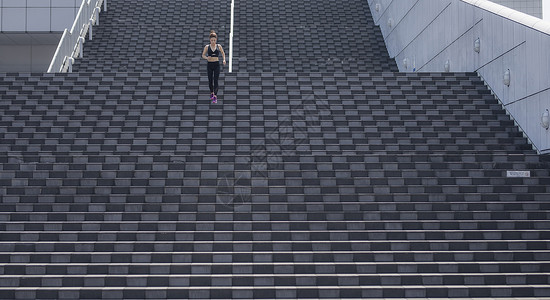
0, 285, 548, 299
0, 273, 549, 287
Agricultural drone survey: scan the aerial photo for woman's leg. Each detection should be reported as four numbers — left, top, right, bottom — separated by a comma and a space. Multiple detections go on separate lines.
213, 63, 220, 95
207, 63, 214, 94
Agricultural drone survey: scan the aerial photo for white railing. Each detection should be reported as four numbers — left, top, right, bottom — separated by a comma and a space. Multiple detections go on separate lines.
47, 0, 107, 73
229, 0, 235, 72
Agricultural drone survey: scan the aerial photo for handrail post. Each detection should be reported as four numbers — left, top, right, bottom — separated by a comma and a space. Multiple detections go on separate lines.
89, 19, 93, 40
104, 0, 107, 12
78, 37, 85, 58
95, 7, 100, 25
67, 57, 74, 73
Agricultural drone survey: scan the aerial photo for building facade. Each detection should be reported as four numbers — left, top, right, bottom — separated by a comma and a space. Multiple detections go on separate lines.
0, 0, 80, 72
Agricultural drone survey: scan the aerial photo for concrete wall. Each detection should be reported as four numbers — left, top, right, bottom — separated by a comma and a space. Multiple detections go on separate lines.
368, 0, 550, 154
0, 0, 81, 32
0, 33, 61, 72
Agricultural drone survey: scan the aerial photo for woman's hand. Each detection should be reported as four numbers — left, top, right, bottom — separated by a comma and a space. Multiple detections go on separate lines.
223, 60, 226, 66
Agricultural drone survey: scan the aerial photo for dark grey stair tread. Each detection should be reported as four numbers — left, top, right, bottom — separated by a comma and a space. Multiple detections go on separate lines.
0, 286, 549, 300
2, 219, 550, 226
2, 261, 549, 276
1, 273, 549, 287
1, 241, 548, 252
2, 211, 550, 221
2, 250, 549, 262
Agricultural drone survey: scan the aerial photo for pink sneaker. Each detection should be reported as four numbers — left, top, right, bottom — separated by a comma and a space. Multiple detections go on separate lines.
210, 93, 214, 101
212, 95, 217, 104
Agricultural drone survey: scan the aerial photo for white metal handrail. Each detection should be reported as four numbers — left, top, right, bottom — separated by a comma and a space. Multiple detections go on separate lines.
229, 0, 235, 72
47, 0, 107, 73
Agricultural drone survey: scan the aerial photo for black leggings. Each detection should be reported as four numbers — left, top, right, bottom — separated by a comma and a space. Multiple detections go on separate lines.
207, 62, 220, 94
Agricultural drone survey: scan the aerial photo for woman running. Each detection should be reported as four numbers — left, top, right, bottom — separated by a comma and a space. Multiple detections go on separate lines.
201, 30, 226, 104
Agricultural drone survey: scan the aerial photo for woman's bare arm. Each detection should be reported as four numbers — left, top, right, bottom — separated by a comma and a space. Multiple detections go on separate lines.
201, 46, 209, 60
219, 45, 227, 65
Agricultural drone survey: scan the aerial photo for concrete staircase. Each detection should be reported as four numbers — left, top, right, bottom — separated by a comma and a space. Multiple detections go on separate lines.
0, 0, 549, 298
